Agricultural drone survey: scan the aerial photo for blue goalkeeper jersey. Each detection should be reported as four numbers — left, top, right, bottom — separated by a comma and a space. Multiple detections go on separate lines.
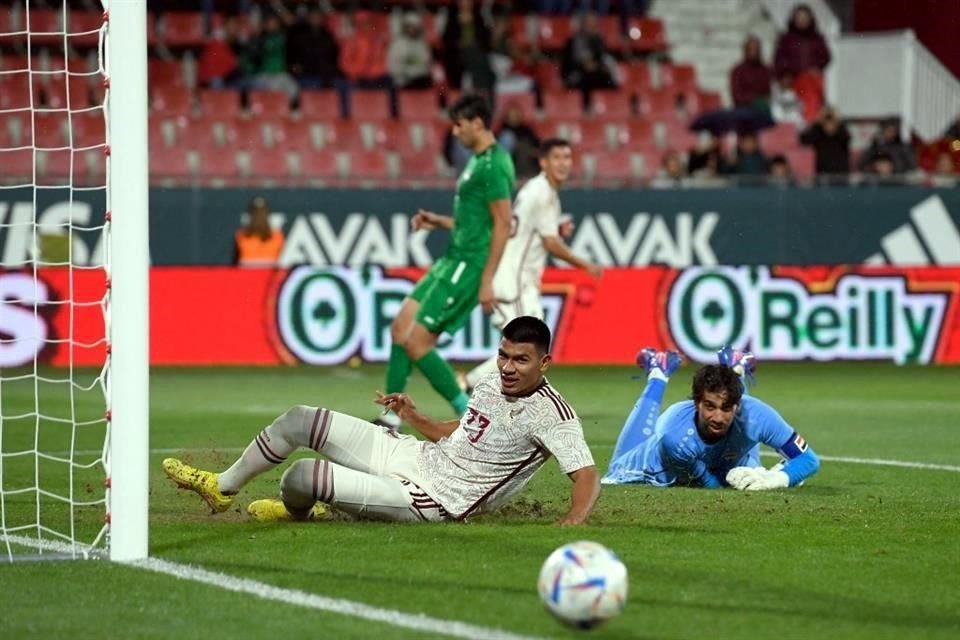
609, 396, 816, 488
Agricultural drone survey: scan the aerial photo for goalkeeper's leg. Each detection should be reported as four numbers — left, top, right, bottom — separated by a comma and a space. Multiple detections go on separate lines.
608, 349, 680, 463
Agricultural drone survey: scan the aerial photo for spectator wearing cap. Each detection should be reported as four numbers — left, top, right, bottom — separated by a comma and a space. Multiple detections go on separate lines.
859, 118, 917, 174
235, 197, 285, 267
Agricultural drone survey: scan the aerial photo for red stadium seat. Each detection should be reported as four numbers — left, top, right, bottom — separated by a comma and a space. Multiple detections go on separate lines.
536, 16, 573, 51
638, 89, 679, 120
0, 149, 34, 182
199, 89, 241, 119
244, 148, 292, 180
785, 147, 815, 180
248, 90, 290, 118
398, 91, 439, 120
590, 91, 632, 119
696, 90, 723, 113
585, 150, 636, 181
151, 86, 193, 116
596, 16, 624, 50
659, 64, 697, 93
407, 120, 441, 152
40, 149, 91, 185
565, 121, 614, 152
225, 117, 269, 150
625, 17, 667, 52
368, 119, 414, 151
148, 59, 185, 89
509, 15, 534, 49
543, 90, 584, 120
196, 148, 239, 179
33, 113, 67, 148
181, 116, 222, 149
0, 70, 31, 111
270, 118, 320, 151
395, 150, 439, 180
350, 90, 392, 121
68, 11, 105, 47
158, 12, 207, 48
658, 119, 699, 152
761, 123, 801, 155
72, 112, 106, 149
532, 61, 565, 92
26, 9, 61, 45
150, 147, 193, 179
346, 150, 390, 179
496, 93, 538, 123
296, 149, 340, 179
324, 120, 365, 151
617, 120, 656, 149
298, 90, 341, 120
619, 62, 651, 94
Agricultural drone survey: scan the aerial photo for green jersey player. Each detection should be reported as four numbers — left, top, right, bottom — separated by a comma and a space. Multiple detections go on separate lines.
380, 94, 516, 428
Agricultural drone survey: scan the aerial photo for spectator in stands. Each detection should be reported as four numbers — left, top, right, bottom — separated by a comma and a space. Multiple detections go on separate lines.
340, 11, 398, 117
687, 132, 728, 178
773, 5, 831, 122
768, 154, 793, 186
730, 132, 769, 177
286, 7, 343, 91
799, 106, 851, 177
442, 0, 496, 102
561, 13, 618, 109
198, 16, 243, 89
929, 152, 958, 187
237, 13, 300, 100
234, 196, 285, 267
650, 151, 688, 189
489, 11, 536, 96
769, 73, 806, 127
859, 118, 916, 175
731, 35, 772, 111
388, 13, 434, 90
496, 102, 541, 180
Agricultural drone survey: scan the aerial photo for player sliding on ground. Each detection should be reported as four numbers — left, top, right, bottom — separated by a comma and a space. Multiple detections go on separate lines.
163, 317, 600, 524
460, 138, 601, 393
602, 347, 820, 490
378, 93, 515, 429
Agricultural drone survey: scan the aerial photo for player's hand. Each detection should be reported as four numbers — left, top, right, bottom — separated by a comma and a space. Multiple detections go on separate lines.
478, 280, 495, 314
725, 466, 766, 490
727, 466, 789, 491
375, 391, 416, 420
411, 209, 439, 231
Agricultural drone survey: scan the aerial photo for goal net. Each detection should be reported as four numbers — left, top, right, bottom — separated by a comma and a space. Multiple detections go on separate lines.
0, 0, 148, 562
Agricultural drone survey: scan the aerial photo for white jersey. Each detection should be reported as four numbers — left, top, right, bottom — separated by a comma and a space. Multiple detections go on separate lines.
415, 373, 595, 519
492, 173, 562, 301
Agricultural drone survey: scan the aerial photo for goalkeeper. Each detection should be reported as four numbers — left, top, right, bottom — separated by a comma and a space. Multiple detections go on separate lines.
602, 347, 820, 490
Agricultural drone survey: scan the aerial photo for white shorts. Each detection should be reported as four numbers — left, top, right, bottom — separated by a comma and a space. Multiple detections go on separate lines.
492, 286, 543, 329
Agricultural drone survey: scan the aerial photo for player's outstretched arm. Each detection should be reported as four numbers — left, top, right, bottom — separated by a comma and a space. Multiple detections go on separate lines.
557, 465, 600, 526
480, 198, 512, 313
411, 209, 454, 231
542, 235, 602, 278
374, 391, 459, 442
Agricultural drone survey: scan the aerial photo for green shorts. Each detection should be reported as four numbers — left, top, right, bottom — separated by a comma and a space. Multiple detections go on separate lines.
411, 257, 482, 334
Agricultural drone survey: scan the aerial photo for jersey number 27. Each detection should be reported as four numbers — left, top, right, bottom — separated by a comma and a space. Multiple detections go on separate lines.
465, 407, 491, 443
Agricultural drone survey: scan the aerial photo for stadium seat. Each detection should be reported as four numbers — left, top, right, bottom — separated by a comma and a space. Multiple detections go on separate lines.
619, 62, 651, 93
350, 90, 392, 121
181, 116, 223, 149
243, 148, 292, 181
596, 16, 624, 50
199, 89, 241, 119
40, 149, 88, 185
72, 112, 106, 149
33, 113, 67, 148
398, 90, 439, 120
626, 17, 667, 52
248, 90, 290, 119
564, 121, 614, 153
584, 150, 637, 181
395, 150, 440, 180
0, 71, 31, 110
617, 120, 656, 149
696, 90, 723, 113
196, 148, 239, 180
25, 9, 61, 46
270, 118, 321, 151
158, 12, 208, 48
590, 91, 632, 119
785, 147, 815, 180
536, 16, 573, 51
68, 11, 104, 48
324, 120, 365, 151
762, 123, 801, 155
225, 117, 269, 151
407, 120, 441, 152
295, 149, 340, 179
0, 149, 34, 182
638, 89, 680, 120
346, 150, 390, 180
148, 59, 185, 89
151, 86, 193, 116
657, 119, 699, 152
632, 149, 661, 179
150, 147, 193, 180
543, 91, 584, 120
496, 93, 538, 124
532, 61, 565, 92
509, 14, 535, 50
659, 64, 697, 93
367, 119, 414, 151
149, 117, 174, 149
297, 90, 342, 120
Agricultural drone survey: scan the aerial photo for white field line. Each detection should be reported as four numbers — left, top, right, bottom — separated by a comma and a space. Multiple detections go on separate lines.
1, 535, 544, 640
56, 446, 960, 473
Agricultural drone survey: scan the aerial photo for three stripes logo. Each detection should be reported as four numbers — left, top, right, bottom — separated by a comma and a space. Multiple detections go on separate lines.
865, 196, 960, 266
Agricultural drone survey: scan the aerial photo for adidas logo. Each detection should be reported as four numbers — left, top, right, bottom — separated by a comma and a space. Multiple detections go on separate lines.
865, 195, 960, 265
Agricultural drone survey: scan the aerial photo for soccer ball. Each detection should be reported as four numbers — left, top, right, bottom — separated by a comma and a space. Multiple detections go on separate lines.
537, 540, 628, 629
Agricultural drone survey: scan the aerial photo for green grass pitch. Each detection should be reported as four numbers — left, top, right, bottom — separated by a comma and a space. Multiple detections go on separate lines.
1, 362, 959, 639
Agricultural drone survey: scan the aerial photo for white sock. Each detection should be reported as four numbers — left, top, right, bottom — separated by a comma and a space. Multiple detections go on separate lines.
465, 355, 499, 389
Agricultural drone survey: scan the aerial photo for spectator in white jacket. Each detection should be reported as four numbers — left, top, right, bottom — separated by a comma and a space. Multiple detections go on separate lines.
388, 13, 434, 90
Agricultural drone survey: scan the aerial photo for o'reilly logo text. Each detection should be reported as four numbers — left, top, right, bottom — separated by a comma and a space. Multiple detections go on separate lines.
275, 266, 566, 365
667, 267, 949, 364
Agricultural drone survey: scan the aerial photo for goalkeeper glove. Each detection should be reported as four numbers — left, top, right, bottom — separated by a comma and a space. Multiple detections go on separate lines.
726, 466, 789, 491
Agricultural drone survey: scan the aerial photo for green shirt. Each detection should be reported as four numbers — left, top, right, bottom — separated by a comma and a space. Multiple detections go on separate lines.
447, 144, 515, 268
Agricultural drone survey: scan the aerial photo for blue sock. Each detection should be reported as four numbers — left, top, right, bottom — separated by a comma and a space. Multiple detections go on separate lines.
610, 378, 667, 462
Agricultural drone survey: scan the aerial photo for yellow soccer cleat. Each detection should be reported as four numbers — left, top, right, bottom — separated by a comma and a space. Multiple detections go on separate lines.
247, 498, 328, 523
162, 458, 233, 514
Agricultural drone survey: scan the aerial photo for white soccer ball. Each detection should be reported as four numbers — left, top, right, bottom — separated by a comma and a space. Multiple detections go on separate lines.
537, 540, 628, 630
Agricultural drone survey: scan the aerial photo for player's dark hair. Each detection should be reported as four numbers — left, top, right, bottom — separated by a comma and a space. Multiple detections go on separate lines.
502, 316, 551, 354
449, 93, 492, 129
539, 138, 571, 157
691, 365, 743, 407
